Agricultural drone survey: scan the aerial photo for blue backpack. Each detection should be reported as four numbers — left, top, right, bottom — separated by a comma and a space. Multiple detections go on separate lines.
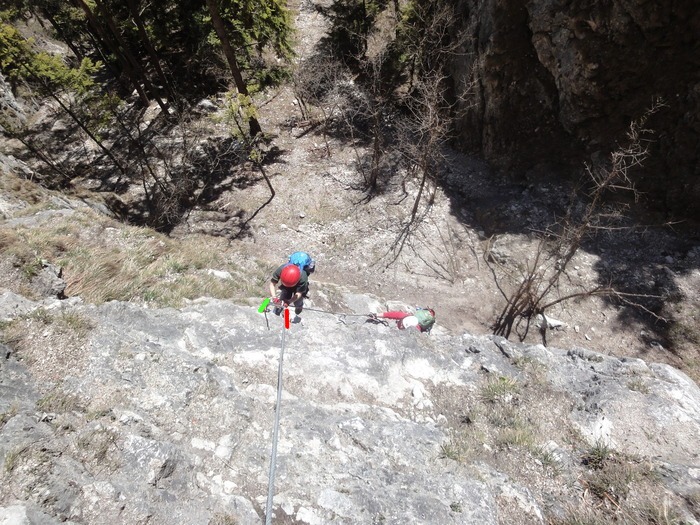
289, 252, 315, 274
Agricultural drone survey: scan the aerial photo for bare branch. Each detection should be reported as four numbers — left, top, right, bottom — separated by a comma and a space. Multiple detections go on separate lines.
489, 101, 666, 342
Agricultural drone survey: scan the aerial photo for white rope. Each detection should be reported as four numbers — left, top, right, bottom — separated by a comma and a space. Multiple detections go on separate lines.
265, 316, 286, 524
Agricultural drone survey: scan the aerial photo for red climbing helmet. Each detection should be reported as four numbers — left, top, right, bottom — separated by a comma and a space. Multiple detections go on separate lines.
280, 264, 301, 287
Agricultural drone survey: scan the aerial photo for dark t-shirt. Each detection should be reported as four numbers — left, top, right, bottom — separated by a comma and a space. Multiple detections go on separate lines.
271, 264, 309, 295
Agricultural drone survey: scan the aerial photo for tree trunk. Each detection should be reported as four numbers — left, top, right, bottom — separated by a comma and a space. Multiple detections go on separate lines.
126, 0, 178, 107
204, 0, 262, 136
4, 128, 70, 185
50, 92, 129, 178
93, 0, 168, 112
72, 0, 151, 106
5, 44, 129, 178
38, 9, 84, 61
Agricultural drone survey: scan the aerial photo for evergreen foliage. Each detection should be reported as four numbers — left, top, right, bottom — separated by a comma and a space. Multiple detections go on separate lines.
0, 17, 99, 93
317, 0, 390, 65
220, 0, 293, 58
2, 0, 294, 103
377, 0, 460, 87
207, 0, 294, 91
316, 0, 459, 88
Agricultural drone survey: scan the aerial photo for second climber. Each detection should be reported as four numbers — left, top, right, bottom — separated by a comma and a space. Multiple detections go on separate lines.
269, 262, 309, 322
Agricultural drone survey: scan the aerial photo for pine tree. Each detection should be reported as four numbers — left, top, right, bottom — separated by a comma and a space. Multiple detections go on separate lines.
205, 0, 261, 136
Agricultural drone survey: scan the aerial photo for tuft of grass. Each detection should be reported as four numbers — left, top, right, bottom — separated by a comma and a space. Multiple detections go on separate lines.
57, 312, 94, 337
86, 407, 113, 422
0, 318, 25, 348
77, 427, 118, 465
36, 390, 81, 413
1, 210, 268, 308
549, 506, 609, 525
0, 404, 19, 429
582, 440, 612, 470
439, 440, 464, 462
0, 173, 47, 208
554, 497, 689, 525
166, 257, 189, 274
627, 378, 650, 394
480, 375, 520, 404
583, 460, 636, 503
209, 513, 239, 525
632, 500, 687, 525
512, 355, 547, 379
2, 310, 93, 355
487, 404, 537, 451
683, 490, 700, 522
21, 258, 43, 279
149, 273, 240, 308
3, 446, 25, 473
668, 313, 700, 346
0, 230, 18, 250
534, 446, 563, 476
449, 502, 463, 513
438, 429, 476, 463
495, 426, 535, 450
28, 307, 53, 324
486, 404, 521, 428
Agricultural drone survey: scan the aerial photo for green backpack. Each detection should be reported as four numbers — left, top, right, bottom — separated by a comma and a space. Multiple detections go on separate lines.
415, 309, 435, 332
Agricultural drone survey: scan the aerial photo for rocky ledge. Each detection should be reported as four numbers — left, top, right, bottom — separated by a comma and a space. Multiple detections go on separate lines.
0, 290, 698, 524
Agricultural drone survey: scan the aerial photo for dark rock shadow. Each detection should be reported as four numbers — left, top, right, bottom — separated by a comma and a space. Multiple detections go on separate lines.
437, 149, 700, 359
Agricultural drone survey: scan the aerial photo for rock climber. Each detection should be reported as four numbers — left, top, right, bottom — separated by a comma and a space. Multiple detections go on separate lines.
268, 252, 314, 320
369, 308, 436, 333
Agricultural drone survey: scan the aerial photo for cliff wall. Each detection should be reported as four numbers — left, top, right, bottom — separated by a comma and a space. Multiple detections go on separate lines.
451, 0, 699, 219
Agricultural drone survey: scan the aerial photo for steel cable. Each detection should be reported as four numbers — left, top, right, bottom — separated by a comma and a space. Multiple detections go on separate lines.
265, 314, 286, 524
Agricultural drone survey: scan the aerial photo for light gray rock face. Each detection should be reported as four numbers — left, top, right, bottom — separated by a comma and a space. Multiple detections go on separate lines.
0, 72, 24, 125
1, 296, 699, 524
30, 263, 66, 299
0, 292, 36, 322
